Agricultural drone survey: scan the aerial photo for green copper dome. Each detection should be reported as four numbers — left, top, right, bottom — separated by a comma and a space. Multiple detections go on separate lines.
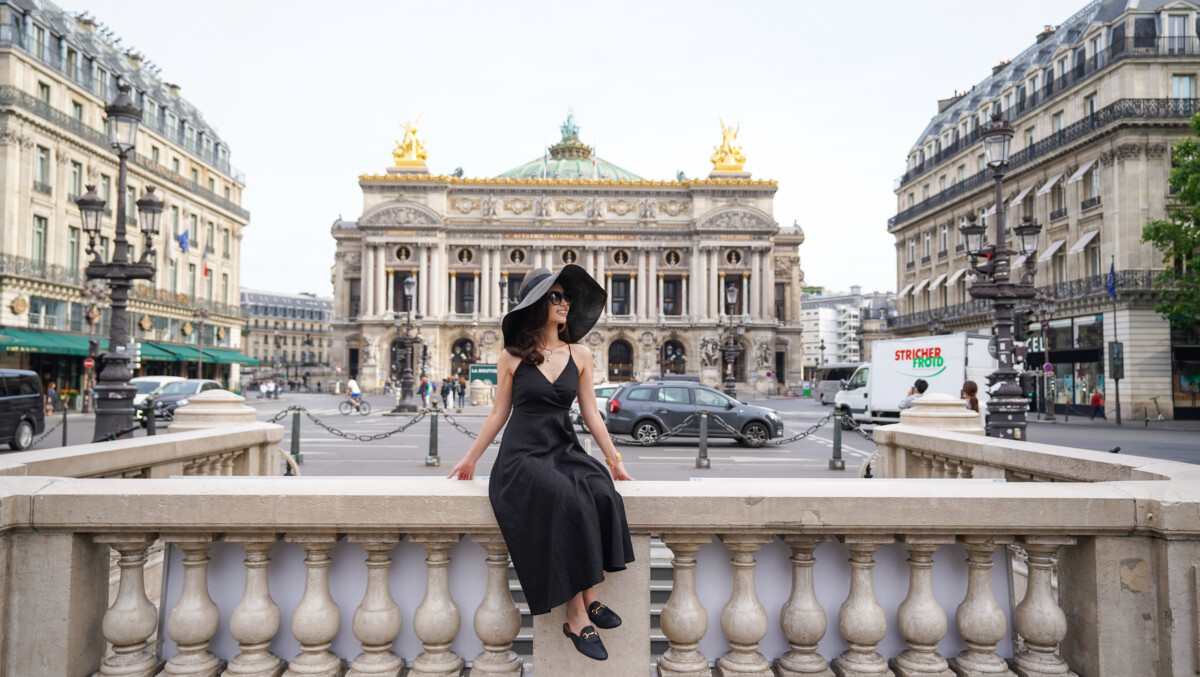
496, 113, 642, 181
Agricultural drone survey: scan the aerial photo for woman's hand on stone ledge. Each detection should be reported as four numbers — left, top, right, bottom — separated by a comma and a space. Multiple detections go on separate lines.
611, 461, 634, 482
447, 459, 475, 481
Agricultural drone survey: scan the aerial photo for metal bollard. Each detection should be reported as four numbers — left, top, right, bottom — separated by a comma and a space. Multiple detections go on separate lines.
426, 409, 440, 466
61, 406, 68, 447
291, 412, 302, 465
829, 405, 846, 471
146, 407, 157, 436
696, 410, 711, 469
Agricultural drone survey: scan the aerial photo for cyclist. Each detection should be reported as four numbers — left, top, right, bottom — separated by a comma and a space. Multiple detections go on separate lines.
346, 375, 362, 411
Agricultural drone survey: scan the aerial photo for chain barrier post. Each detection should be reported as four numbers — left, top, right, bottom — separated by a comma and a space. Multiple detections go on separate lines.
426, 409, 440, 466
696, 410, 710, 469
61, 405, 67, 447
146, 406, 156, 436
829, 404, 846, 471
291, 411, 303, 465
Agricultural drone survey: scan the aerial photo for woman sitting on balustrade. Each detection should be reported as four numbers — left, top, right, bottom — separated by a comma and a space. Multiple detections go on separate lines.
447, 265, 634, 662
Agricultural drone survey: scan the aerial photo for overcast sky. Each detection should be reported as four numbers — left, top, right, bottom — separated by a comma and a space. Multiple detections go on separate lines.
84, 0, 1087, 298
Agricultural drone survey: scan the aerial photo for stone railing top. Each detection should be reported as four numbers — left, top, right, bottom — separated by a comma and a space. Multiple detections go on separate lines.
874, 423, 1200, 485
0, 422, 282, 478
169, 389, 259, 432
899, 392, 985, 435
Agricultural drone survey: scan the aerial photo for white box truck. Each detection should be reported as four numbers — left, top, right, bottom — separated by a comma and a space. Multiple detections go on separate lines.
835, 333, 995, 425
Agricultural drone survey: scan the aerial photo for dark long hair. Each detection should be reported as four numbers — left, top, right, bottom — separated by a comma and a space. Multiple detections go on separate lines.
504, 295, 571, 365
962, 379, 979, 412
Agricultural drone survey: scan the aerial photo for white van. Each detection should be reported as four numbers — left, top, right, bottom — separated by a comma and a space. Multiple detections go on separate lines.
836, 334, 994, 425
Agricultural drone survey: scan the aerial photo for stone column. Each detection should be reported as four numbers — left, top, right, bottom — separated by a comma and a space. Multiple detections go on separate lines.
605, 273, 613, 315
224, 534, 286, 677
283, 533, 342, 677
638, 250, 649, 319
630, 273, 638, 318
347, 533, 404, 677
432, 243, 445, 319
595, 247, 605, 287
1013, 536, 1078, 677
376, 245, 387, 320
386, 270, 395, 315
715, 533, 775, 677
718, 273, 726, 319
890, 535, 956, 677
363, 244, 375, 318
658, 533, 712, 677
832, 535, 895, 677
161, 534, 224, 677
741, 273, 749, 319
470, 534, 523, 677
472, 272, 480, 319
709, 249, 720, 320
658, 274, 665, 316
948, 536, 1016, 677
491, 248, 502, 318
480, 246, 492, 320
762, 250, 775, 321
449, 272, 458, 315
777, 535, 833, 677
649, 249, 659, 316
95, 533, 163, 677
750, 250, 761, 319
419, 245, 430, 316
681, 274, 689, 318
409, 533, 465, 677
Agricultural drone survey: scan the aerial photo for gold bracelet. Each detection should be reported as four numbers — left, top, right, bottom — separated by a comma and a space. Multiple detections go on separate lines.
606, 452, 622, 468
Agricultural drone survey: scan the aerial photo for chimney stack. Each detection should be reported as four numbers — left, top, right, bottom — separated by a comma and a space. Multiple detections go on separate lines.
166, 82, 181, 97
125, 51, 142, 69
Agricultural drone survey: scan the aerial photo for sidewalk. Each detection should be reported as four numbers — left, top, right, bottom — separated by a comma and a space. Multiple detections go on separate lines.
1027, 415, 1200, 433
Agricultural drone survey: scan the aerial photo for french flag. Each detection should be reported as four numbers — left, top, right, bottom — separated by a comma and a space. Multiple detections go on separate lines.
202, 246, 210, 277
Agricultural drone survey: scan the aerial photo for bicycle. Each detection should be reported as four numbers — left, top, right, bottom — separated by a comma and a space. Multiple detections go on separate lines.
339, 398, 371, 416
1143, 396, 1165, 426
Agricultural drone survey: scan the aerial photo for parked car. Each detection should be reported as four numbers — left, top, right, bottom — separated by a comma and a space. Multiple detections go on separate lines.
131, 376, 185, 407
144, 379, 224, 420
0, 370, 45, 450
570, 382, 622, 427
604, 381, 783, 445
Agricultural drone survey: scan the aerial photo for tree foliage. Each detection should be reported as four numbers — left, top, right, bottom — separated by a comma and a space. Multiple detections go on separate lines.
1142, 114, 1200, 327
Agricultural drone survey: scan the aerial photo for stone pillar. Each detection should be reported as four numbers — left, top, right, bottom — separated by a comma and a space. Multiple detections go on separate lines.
347, 533, 404, 677
741, 273, 749, 319
891, 535, 956, 677
681, 274, 689, 318
777, 535, 833, 677
472, 272, 480, 319
491, 248, 502, 318
750, 250, 761, 319
718, 273, 726, 319
480, 246, 491, 320
224, 534, 287, 677
168, 388, 259, 434
432, 243, 445, 319
631, 273, 638, 318
283, 533, 342, 677
707, 249, 718, 320
762, 250, 775, 321
376, 245, 387, 320
409, 533, 465, 677
899, 393, 986, 436
715, 533, 775, 677
161, 534, 224, 677
649, 249, 659, 317
386, 269, 395, 315
658, 274, 665, 317
638, 250, 649, 320
419, 245, 430, 316
832, 535, 896, 677
605, 273, 613, 315
449, 272, 458, 315
948, 536, 1015, 677
658, 533, 712, 677
470, 535, 523, 677
1013, 536, 1078, 677
363, 244, 375, 318
95, 533, 163, 677
595, 247, 605, 287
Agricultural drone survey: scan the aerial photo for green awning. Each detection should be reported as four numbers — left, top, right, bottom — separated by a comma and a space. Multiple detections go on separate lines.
0, 329, 94, 355
144, 342, 258, 366
199, 348, 259, 365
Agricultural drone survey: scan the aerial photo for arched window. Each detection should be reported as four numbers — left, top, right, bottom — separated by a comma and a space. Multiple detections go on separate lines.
608, 340, 633, 381
662, 340, 686, 374
450, 339, 476, 378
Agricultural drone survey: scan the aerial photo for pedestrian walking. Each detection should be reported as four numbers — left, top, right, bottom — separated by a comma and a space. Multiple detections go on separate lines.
45, 381, 57, 414
441, 379, 451, 409
1090, 390, 1106, 420
458, 376, 468, 408
258, 381, 267, 400
420, 378, 430, 408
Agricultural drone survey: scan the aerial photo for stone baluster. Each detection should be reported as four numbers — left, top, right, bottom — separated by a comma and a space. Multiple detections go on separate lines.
832, 535, 895, 677
224, 534, 287, 677
1013, 536, 1078, 677
283, 534, 342, 677
949, 536, 1015, 677
220, 452, 235, 475
919, 453, 934, 478
347, 533, 404, 677
95, 533, 163, 677
410, 533, 465, 677
891, 535, 955, 677
658, 533, 713, 677
470, 534, 523, 676
715, 533, 775, 677
776, 535, 833, 677
161, 534, 224, 677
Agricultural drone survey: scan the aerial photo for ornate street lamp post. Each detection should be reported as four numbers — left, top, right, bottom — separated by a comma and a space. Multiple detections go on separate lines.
721, 282, 745, 398
959, 113, 1042, 440
391, 276, 419, 412
77, 84, 163, 441
79, 282, 108, 414
1031, 290, 1057, 422
192, 308, 210, 380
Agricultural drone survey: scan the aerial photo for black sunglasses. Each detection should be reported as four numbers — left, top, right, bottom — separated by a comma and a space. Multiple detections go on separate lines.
546, 290, 573, 306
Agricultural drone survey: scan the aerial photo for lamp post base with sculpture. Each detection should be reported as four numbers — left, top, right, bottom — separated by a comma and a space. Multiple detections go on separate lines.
720, 282, 745, 399
391, 275, 421, 413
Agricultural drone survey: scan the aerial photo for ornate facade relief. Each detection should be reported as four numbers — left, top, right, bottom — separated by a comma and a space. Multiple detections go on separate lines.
359, 203, 439, 228
699, 207, 776, 232
505, 198, 531, 215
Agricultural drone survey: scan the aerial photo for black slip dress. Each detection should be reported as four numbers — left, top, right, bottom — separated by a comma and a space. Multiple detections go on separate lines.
488, 346, 635, 615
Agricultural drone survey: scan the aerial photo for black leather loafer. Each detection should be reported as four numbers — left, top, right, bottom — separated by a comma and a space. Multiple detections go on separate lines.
588, 600, 622, 629
563, 623, 608, 661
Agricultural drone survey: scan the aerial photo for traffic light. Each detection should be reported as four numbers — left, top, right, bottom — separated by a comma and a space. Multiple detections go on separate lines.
88, 339, 100, 357
129, 341, 142, 370
1019, 371, 1036, 400
1013, 309, 1034, 342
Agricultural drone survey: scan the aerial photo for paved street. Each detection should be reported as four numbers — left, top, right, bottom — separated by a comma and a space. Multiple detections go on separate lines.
26, 393, 1196, 476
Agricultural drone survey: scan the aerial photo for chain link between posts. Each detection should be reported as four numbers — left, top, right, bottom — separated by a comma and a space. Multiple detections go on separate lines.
29, 417, 64, 447
440, 411, 501, 445
266, 406, 428, 442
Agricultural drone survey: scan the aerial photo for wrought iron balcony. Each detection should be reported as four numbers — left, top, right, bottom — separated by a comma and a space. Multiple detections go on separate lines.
1050, 207, 1069, 221
889, 269, 1157, 330
32, 180, 51, 195
890, 98, 1200, 230
0, 252, 85, 285
1081, 195, 1102, 211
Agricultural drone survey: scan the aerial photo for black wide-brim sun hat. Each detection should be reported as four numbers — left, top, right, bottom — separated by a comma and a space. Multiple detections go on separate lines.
502, 264, 607, 347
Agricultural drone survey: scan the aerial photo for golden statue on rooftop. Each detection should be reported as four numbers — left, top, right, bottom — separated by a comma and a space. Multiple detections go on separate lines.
710, 118, 746, 173
393, 116, 428, 168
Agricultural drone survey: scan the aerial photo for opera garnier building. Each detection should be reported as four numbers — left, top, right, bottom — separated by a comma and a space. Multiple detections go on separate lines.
330, 114, 805, 393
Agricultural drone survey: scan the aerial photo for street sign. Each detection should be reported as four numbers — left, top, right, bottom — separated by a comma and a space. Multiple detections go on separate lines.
83, 357, 95, 370
1043, 363, 1053, 373
335, 365, 342, 373
987, 335, 999, 359
470, 363, 498, 385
